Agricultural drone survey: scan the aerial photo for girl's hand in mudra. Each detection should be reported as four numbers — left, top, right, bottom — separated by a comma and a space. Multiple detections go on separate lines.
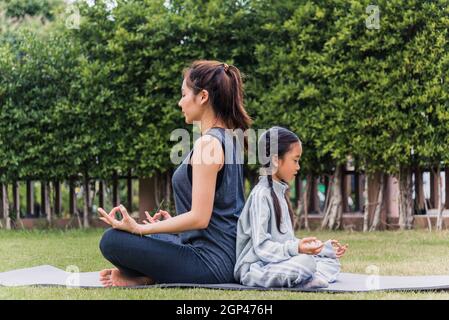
330, 239, 348, 258
143, 209, 172, 224
98, 205, 143, 235
299, 237, 324, 255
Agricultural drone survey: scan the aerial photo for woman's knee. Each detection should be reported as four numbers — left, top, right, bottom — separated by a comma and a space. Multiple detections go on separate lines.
99, 228, 125, 259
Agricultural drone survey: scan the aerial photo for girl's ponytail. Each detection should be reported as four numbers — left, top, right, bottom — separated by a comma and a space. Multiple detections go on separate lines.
267, 174, 287, 233
260, 127, 299, 233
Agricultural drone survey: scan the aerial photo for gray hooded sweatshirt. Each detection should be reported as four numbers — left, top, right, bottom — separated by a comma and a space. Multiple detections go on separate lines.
234, 176, 340, 288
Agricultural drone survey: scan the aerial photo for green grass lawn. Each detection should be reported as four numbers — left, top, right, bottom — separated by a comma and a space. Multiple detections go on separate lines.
1, 228, 449, 299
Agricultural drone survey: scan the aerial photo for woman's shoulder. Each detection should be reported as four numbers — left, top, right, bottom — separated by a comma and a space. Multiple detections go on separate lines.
193, 133, 223, 148
191, 134, 224, 167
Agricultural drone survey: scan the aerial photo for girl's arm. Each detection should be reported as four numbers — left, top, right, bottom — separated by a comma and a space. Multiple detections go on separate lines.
249, 191, 300, 263
139, 135, 224, 235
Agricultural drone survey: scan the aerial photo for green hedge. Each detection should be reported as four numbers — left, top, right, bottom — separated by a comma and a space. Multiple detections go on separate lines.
1, 0, 448, 184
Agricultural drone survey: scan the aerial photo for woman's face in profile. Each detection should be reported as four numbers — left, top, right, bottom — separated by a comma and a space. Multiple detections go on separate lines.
178, 78, 203, 124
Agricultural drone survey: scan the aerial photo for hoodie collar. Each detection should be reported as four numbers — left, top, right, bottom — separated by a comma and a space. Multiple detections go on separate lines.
258, 175, 289, 195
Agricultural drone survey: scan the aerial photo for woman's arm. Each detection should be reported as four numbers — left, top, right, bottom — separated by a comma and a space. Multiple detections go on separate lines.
138, 135, 224, 235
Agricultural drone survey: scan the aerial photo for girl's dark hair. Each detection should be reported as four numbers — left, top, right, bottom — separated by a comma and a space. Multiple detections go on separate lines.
183, 60, 252, 132
259, 126, 301, 233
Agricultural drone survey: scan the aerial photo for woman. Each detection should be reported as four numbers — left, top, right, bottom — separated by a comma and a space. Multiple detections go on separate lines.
98, 60, 252, 287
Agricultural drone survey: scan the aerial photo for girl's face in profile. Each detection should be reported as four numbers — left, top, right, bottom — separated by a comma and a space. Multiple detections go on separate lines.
274, 142, 302, 183
178, 78, 205, 124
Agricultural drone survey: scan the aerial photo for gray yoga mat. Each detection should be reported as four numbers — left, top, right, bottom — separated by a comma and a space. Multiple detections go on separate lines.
1, 265, 449, 292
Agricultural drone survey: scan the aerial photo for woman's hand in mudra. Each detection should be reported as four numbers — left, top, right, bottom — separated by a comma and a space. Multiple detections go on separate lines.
143, 210, 172, 224
98, 205, 143, 235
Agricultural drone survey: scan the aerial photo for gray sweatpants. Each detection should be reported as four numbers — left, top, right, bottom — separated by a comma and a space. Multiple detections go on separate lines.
240, 240, 340, 288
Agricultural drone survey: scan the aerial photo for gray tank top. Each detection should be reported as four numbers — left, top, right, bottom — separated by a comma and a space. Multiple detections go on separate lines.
171, 127, 245, 283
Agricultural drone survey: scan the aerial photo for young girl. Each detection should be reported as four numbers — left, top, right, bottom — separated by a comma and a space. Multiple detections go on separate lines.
234, 127, 348, 288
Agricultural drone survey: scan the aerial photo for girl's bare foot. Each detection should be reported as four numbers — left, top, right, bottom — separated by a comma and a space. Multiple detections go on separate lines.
110, 269, 154, 287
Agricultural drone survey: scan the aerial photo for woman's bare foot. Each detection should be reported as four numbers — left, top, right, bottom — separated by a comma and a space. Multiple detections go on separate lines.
100, 268, 153, 287
109, 269, 154, 287
99, 268, 115, 287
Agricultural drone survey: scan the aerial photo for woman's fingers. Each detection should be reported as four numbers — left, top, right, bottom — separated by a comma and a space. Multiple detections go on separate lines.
144, 211, 156, 223
98, 208, 109, 219
97, 207, 107, 217
108, 206, 121, 219
98, 208, 115, 225
118, 205, 132, 220
99, 217, 110, 225
99, 216, 117, 229
160, 210, 172, 219
153, 212, 162, 222
153, 210, 172, 221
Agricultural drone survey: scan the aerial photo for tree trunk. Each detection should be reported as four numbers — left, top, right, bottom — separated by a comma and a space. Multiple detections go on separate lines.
370, 173, 385, 231
13, 181, 21, 224
90, 179, 97, 212
154, 173, 160, 206
112, 171, 119, 207
69, 177, 81, 228
363, 173, 370, 232
398, 166, 413, 230
295, 175, 310, 230
26, 180, 34, 217
424, 180, 432, 232
297, 175, 312, 231
293, 175, 300, 231
83, 175, 90, 228
53, 181, 62, 217
303, 175, 312, 230
127, 170, 133, 212
99, 180, 105, 209
415, 167, 425, 214
321, 166, 343, 230
435, 165, 444, 231
445, 168, 449, 210
42, 181, 51, 225
166, 170, 172, 211
69, 178, 76, 215
1, 184, 11, 230
323, 175, 332, 215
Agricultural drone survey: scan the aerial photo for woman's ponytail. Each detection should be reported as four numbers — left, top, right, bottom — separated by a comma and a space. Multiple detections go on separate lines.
226, 65, 252, 131
183, 60, 252, 132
